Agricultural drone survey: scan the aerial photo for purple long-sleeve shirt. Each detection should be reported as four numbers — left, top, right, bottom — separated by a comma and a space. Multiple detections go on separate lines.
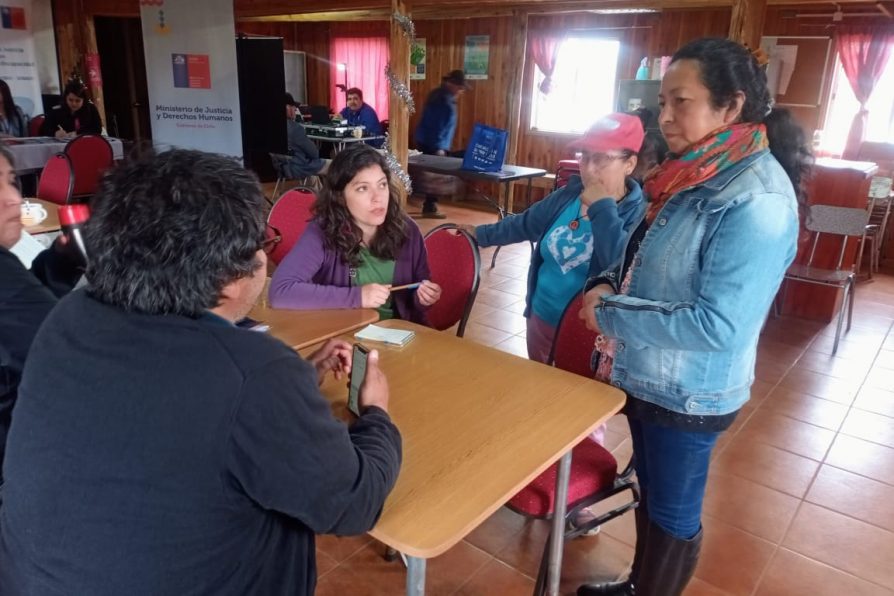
269, 216, 431, 325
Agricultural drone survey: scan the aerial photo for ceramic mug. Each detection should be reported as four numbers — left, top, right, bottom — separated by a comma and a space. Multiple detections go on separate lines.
20, 201, 48, 227
352, 127, 364, 139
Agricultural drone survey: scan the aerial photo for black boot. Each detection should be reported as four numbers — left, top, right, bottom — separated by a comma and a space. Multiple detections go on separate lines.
634, 521, 702, 596
577, 503, 649, 596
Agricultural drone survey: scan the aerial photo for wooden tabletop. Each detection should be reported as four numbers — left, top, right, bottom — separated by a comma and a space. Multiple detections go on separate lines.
23, 198, 62, 235
248, 292, 378, 351
316, 320, 625, 558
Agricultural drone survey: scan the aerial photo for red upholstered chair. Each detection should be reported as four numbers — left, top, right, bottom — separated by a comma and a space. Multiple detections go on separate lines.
554, 159, 581, 191
36, 153, 74, 206
423, 224, 481, 337
266, 187, 316, 265
64, 134, 114, 199
29, 114, 46, 137
506, 295, 639, 595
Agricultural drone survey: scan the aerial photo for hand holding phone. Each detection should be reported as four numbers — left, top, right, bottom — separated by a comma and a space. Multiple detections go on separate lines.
347, 344, 389, 416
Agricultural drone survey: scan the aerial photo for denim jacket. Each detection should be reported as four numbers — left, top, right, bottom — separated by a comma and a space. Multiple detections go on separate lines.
594, 150, 799, 416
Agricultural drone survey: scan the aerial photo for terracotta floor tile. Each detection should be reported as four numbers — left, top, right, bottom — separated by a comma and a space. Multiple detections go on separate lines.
712, 439, 820, 498
558, 534, 635, 595
315, 533, 373, 563
853, 385, 894, 418
872, 348, 894, 371
754, 358, 791, 384
473, 287, 522, 309
806, 465, 894, 533
863, 367, 894, 391
315, 548, 339, 579
724, 404, 756, 436
757, 339, 805, 366
825, 434, 894, 485
459, 321, 514, 347
840, 408, 894, 448
760, 388, 849, 431
474, 308, 528, 335
694, 517, 776, 596
776, 368, 860, 405
454, 558, 535, 596
702, 472, 801, 543
684, 577, 733, 595
736, 408, 836, 461
466, 303, 499, 322
492, 334, 530, 359
488, 262, 529, 280
605, 413, 630, 435
503, 299, 528, 315
782, 502, 894, 590
755, 548, 891, 596
490, 515, 551, 577
808, 334, 882, 360
489, 277, 529, 297
793, 350, 873, 381
465, 507, 532, 558
750, 379, 777, 403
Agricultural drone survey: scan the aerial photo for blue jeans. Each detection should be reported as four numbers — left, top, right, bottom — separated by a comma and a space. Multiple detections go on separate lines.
628, 417, 720, 540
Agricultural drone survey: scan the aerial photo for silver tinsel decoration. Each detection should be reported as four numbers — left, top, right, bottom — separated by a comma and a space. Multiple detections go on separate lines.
392, 11, 417, 44
385, 62, 415, 115
383, 134, 413, 195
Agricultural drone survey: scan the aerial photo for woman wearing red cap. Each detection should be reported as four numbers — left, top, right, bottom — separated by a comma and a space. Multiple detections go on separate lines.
462, 112, 645, 365
577, 39, 810, 596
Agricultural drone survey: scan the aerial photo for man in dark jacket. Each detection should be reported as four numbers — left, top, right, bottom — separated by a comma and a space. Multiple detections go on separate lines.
284, 92, 324, 178
0, 148, 402, 595
0, 142, 81, 482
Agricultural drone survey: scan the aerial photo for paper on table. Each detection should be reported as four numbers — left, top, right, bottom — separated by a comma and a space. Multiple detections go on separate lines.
9, 231, 45, 268
354, 324, 416, 347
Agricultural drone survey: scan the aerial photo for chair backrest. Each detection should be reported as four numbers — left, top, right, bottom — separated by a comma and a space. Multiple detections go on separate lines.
423, 224, 481, 336
549, 293, 600, 378
804, 204, 872, 269
36, 153, 75, 206
64, 134, 114, 197
555, 159, 580, 190
266, 187, 316, 265
857, 141, 894, 178
29, 114, 45, 137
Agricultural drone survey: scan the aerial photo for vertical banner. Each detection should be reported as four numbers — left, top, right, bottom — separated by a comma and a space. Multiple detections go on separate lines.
463, 35, 490, 80
0, 0, 42, 117
139, 0, 242, 159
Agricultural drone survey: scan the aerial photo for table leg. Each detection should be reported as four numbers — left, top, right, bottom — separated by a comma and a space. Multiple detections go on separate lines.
547, 451, 572, 596
406, 556, 427, 596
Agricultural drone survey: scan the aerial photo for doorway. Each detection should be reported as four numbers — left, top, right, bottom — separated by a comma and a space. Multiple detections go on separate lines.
94, 17, 151, 142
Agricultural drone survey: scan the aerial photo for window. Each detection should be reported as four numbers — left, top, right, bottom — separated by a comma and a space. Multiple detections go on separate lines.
530, 37, 621, 134
330, 37, 390, 116
820, 54, 894, 155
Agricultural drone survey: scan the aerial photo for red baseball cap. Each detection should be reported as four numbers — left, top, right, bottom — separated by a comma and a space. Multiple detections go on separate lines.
568, 113, 644, 154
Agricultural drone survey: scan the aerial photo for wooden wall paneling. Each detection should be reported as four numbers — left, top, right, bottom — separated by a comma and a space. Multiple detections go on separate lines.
729, 0, 768, 49
503, 10, 528, 212
390, 0, 411, 204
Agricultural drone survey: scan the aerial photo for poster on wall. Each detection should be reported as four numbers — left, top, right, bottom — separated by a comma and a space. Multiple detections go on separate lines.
139, 0, 242, 159
410, 38, 426, 80
463, 35, 489, 80
0, 0, 42, 118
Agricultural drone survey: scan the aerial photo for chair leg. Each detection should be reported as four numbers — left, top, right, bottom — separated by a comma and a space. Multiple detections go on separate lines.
846, 278, 855, 332
832, 284, 848, 355
490, 245, 502, 269
272, 177, 283, 201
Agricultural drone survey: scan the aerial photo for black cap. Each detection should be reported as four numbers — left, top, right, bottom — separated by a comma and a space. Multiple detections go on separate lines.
284, 92, 300, 107
442, 70, 471, 89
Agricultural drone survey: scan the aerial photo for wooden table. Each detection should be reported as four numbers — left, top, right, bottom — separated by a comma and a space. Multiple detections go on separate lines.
300, 123, 385, 153
22, 198, 62, 235
248, 294, 378, 351
314, 320, 625, 595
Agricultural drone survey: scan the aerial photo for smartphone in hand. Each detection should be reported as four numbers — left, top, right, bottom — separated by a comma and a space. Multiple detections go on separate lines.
347, 343, 370, 416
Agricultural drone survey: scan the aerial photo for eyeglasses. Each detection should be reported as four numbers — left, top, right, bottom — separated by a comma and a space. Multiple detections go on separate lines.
261, 224, 282, 255
577, 152, 628, 167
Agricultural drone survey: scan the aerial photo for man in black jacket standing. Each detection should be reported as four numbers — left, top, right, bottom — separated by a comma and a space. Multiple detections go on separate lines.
0, 143, 81, 482
0, 149, 402, 595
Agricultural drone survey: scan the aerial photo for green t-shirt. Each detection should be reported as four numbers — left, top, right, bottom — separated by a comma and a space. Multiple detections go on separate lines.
355, 247, 397, 320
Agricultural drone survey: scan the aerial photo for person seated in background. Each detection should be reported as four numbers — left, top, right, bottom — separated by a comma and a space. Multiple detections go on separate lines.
626, 107, 668, 182
0, 148, 402, 595
0, 80, 28, 138
40, 79, 103, 139
283, 92, 324, 179
0, 142, 82, 482
269, 144, 441, 323
339, 88, 383, 148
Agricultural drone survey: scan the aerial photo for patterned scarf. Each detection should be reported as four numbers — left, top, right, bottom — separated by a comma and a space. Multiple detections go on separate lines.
592, 123, 768, 384
642, 123, 769, 225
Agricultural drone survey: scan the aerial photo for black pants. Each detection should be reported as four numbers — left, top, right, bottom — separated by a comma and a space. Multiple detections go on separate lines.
417, 145, 464, 212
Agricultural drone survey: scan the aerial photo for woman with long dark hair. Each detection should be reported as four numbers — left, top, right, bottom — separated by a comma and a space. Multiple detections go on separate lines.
577, 38, 811, 596
40, 80, 103, 139
0, 79, 28, 138
269, 144, 441, 323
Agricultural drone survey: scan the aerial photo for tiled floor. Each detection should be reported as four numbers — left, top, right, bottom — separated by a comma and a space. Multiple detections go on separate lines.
310, 196, 894, 595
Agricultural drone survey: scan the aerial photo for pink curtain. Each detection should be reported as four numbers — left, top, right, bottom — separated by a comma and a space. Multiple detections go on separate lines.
836, 27, 894, 158
530, 31, 561, 95
330, 37, 390, 118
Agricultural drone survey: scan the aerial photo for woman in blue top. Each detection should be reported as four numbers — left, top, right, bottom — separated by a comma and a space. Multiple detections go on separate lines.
461, 113, 646, 364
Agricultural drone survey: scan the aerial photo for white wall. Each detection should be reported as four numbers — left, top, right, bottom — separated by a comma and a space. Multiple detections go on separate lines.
31, 0, 60, 94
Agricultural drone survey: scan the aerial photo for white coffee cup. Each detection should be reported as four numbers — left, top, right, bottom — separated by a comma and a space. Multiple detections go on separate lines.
20, 201, 48, 227
352, 127, 364, 139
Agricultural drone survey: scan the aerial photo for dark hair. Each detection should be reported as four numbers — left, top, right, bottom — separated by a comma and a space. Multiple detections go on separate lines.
314, 144, 407, 267
63, 81, 89, 100
671, 38, 812, 201
346, 88, 363, 101
632, 131, 668, 183
85, 149, 266, 316
0, 79, 25, 135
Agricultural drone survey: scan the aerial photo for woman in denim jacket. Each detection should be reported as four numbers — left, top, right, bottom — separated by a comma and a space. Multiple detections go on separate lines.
577, 39, 810, 596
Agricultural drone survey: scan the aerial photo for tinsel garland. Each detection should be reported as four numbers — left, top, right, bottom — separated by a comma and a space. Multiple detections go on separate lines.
383, 134, 413, 195
392, 11, 417, 44
384, 62, 415, 115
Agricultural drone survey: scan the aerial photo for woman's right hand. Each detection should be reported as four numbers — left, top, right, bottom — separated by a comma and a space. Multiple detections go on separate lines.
54, 129, 68, 140
361, 283, 391, 308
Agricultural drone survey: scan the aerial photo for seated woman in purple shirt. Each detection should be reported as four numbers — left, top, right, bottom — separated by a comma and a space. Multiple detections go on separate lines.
269, 144, 441, 323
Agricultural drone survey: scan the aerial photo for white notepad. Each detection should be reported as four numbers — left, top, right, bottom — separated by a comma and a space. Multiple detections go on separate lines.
354, 324, 416, 347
